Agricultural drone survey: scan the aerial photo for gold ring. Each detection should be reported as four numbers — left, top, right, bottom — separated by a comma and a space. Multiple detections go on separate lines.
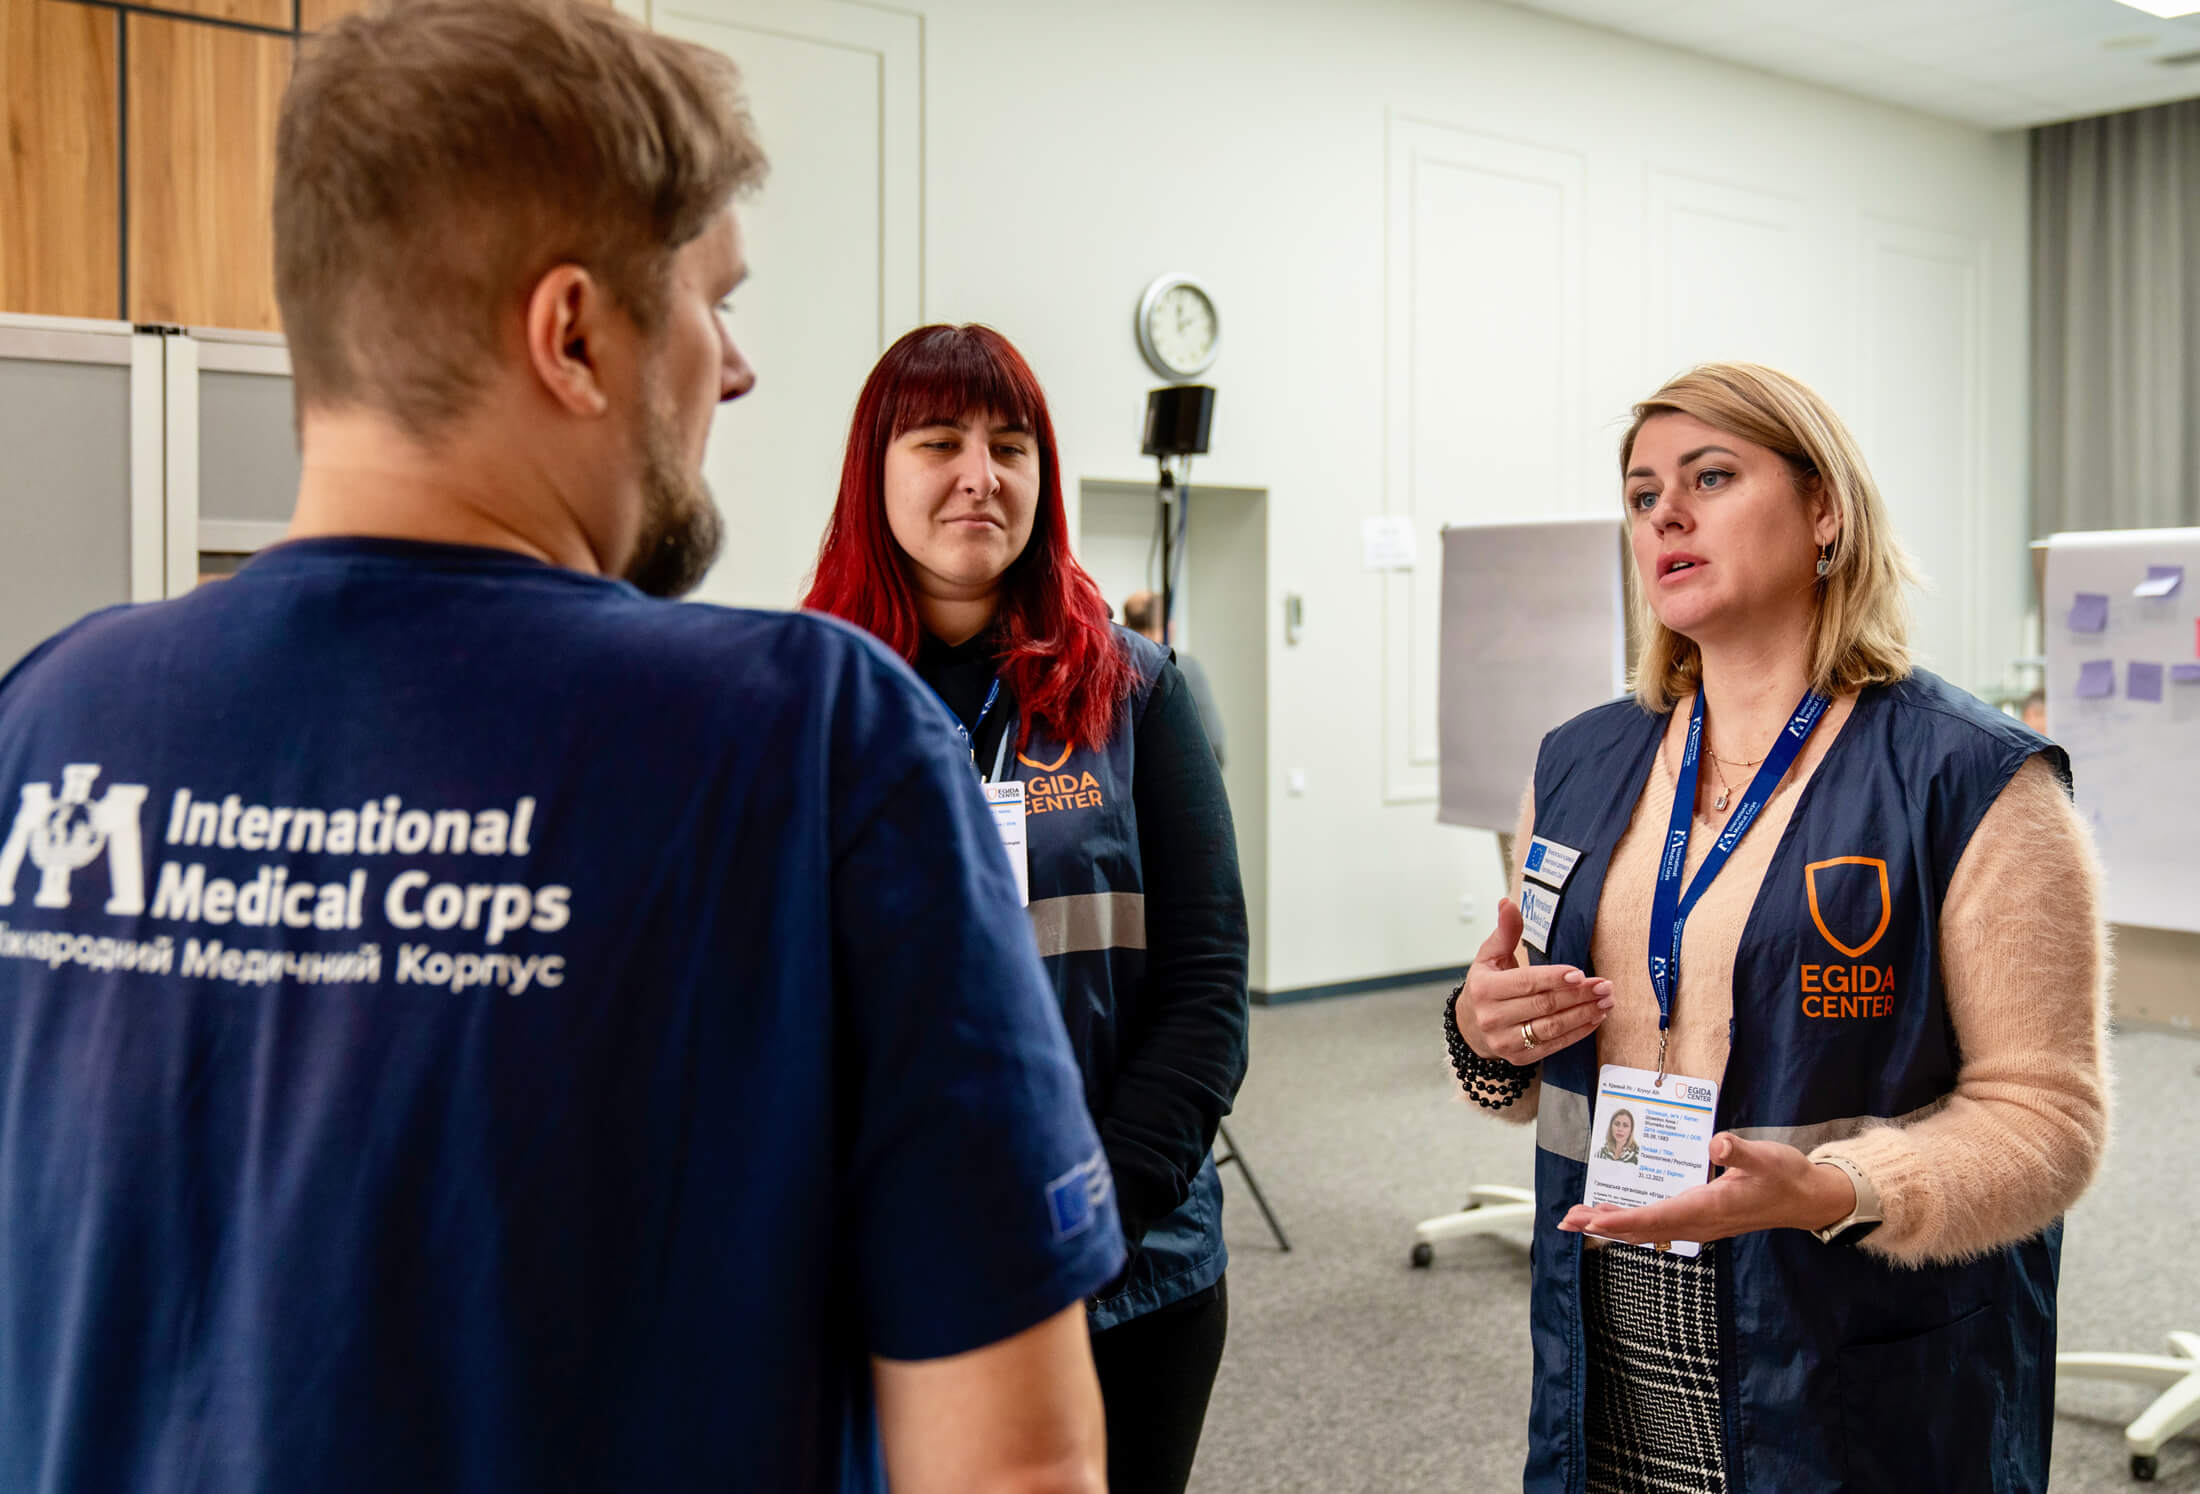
1520, 1021, 1538, 1050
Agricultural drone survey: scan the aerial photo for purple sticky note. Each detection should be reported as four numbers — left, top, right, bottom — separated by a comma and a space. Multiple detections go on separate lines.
2129, 661, 2164, 702
2076, 659, 2116, 698
2134, 565, 2184, 599
2068, 593, 2109, 633
2172, 663, 2200, 684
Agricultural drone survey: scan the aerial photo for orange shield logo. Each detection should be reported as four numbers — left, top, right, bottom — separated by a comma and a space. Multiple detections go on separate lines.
1017, 743, 1075, 772
1804, 857, 1891, 958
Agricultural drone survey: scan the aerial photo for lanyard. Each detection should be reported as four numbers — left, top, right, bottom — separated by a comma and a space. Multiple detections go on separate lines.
937, 677, 1009, 782
1646, 686, 1831, 1081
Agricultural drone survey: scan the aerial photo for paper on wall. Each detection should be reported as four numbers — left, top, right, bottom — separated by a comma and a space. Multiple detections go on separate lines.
1361, 516, 1418, 572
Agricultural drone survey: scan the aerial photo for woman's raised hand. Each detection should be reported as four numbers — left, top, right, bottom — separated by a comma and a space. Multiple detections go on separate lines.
1455, 897, 1614, 1064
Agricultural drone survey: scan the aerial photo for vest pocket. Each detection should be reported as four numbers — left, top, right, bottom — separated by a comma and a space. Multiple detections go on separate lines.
1836, 1302, 2010, 1493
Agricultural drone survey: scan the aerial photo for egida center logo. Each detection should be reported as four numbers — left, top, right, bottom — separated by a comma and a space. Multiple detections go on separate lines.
1800, 855, 1894, 1018
0, 764, 148, 914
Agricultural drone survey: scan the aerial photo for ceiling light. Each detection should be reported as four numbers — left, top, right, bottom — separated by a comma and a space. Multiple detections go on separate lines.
2110, 0, 2200, 17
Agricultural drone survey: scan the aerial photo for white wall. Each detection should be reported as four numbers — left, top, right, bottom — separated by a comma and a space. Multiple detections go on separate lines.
1073, 483, 1160, 628
664, 0, 2031, 993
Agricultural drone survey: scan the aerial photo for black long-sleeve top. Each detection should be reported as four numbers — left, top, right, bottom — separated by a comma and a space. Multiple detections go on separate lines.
913, 630, 1251, 1262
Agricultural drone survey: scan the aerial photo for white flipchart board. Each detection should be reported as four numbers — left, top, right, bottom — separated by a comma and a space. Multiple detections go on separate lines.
2043, 527, 2200, 935
1437, 517, 1628, 832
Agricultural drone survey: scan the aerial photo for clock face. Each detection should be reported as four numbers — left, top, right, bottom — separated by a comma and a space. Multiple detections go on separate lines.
1140, 279, 1218, 377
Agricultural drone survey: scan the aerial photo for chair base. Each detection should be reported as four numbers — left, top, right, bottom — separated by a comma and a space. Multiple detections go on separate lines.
1409, 1184, 1534, 1266
2059, 1330, 2200, 1477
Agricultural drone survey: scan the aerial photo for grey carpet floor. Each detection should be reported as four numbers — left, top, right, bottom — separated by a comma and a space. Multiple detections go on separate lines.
1192, 982, 2200, 1493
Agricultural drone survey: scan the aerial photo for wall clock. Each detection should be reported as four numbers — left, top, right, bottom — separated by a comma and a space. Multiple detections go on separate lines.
1135, 273, 1219, 380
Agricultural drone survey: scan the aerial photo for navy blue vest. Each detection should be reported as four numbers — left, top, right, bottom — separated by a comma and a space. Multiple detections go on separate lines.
1010, 628, 1225, 1333
1522, 670, 2067, 1494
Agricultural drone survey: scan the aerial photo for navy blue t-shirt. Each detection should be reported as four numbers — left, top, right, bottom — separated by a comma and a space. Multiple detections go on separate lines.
0, 538, 1122, 1493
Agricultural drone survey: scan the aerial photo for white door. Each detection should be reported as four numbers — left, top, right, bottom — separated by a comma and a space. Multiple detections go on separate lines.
653, 0, 923, 611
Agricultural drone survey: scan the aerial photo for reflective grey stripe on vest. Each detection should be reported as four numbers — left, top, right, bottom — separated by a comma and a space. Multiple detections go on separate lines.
1537, 1081, 1951, 1163
1535, 1080, 1592, 1162
1028, 892, 1146, 958
1731, 1094, 1951, 1153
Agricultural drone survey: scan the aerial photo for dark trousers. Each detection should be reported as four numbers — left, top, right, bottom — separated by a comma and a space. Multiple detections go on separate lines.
1090, 1274, 1228, 1494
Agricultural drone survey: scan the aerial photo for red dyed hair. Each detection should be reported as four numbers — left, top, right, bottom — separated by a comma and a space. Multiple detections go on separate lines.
804, 324, 1133, 750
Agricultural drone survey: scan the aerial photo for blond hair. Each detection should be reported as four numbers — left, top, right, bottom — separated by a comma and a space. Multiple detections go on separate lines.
1620, 362, 1918, 712
275, 0, 767, 437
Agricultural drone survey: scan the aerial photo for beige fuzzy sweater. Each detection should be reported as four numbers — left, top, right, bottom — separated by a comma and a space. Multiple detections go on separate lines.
1485, 690, 2112, 1266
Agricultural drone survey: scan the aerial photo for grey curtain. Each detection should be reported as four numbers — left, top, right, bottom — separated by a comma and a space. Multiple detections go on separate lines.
2031, 99, 2200, 536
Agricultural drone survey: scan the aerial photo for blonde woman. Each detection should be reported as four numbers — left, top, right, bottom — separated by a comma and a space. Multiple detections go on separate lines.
1442, 364, 2108, 1494
1595, 1109, 1639, 1166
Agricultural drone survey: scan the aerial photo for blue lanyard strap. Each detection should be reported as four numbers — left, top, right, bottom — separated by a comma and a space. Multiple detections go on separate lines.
936, 677, 1004, 777
1647, 688, 1832, 1051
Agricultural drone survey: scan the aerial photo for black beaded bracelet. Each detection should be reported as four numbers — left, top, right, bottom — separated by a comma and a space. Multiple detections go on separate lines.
1443, 980, 1537, 1110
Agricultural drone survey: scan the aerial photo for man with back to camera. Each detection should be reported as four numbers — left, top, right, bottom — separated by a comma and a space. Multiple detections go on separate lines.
0, 3, 1121, 1490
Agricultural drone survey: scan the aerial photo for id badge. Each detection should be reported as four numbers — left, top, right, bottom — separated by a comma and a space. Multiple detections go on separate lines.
984, 781, 1030, 906
1583, 1064, 1720, 1257
1519, 880, 1560, 953
1521, 835, 1581, 891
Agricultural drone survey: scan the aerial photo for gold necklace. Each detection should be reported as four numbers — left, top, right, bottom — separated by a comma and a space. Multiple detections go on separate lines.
1706, 754, 1735, 813
1703, 738, 1765, 812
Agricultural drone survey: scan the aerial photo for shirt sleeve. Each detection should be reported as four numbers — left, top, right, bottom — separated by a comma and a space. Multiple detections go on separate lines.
1811, 753, 2112, 1266
831, 686, 1125, 1361
1177, 654, 1227, 767
1104, 660, 1250, 1252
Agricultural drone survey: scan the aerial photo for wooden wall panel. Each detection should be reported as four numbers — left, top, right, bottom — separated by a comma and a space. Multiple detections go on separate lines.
297, 0, 360, 31
126, 13, 292, 331
303, 0, 608, 27
0, 0, 121, 320
140, 0, 292, 27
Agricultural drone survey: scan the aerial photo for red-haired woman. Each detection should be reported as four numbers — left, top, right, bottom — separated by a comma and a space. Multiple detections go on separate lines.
806, 324, 1248, 1492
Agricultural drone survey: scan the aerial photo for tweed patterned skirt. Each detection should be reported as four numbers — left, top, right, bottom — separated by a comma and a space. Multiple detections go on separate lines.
1581, 1241, 1728, 1494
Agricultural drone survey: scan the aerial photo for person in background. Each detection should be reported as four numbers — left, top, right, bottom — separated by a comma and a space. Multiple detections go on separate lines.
806, 323, 1250, 1494
1123, 588, 1226, 768
2022, 689, 2049, 734
1445, 362, 2108, 1494
0, 6, 1119, 1491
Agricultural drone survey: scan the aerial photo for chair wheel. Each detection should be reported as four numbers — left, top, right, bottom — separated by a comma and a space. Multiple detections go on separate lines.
2132, 1452, 2157, 1481
1411, 1242, 1434, 1269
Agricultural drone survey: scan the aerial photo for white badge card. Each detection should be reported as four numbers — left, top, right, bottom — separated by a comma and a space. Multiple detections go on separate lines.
1583, 1064, 1720, 1258
1518, 880, 1560, 953
1521, 835, 1581, 892
984, 781, 1030, 906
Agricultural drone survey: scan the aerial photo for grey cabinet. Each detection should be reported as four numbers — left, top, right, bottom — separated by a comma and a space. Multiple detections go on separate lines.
0, 317, 300, 674
0, 316, 163, 675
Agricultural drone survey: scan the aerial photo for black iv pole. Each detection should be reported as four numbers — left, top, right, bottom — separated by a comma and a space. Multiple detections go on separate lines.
1151, 455, 1290, 1253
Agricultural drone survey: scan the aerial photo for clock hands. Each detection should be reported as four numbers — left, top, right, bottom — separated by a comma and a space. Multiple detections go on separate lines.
1137, 276, 1216, 377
